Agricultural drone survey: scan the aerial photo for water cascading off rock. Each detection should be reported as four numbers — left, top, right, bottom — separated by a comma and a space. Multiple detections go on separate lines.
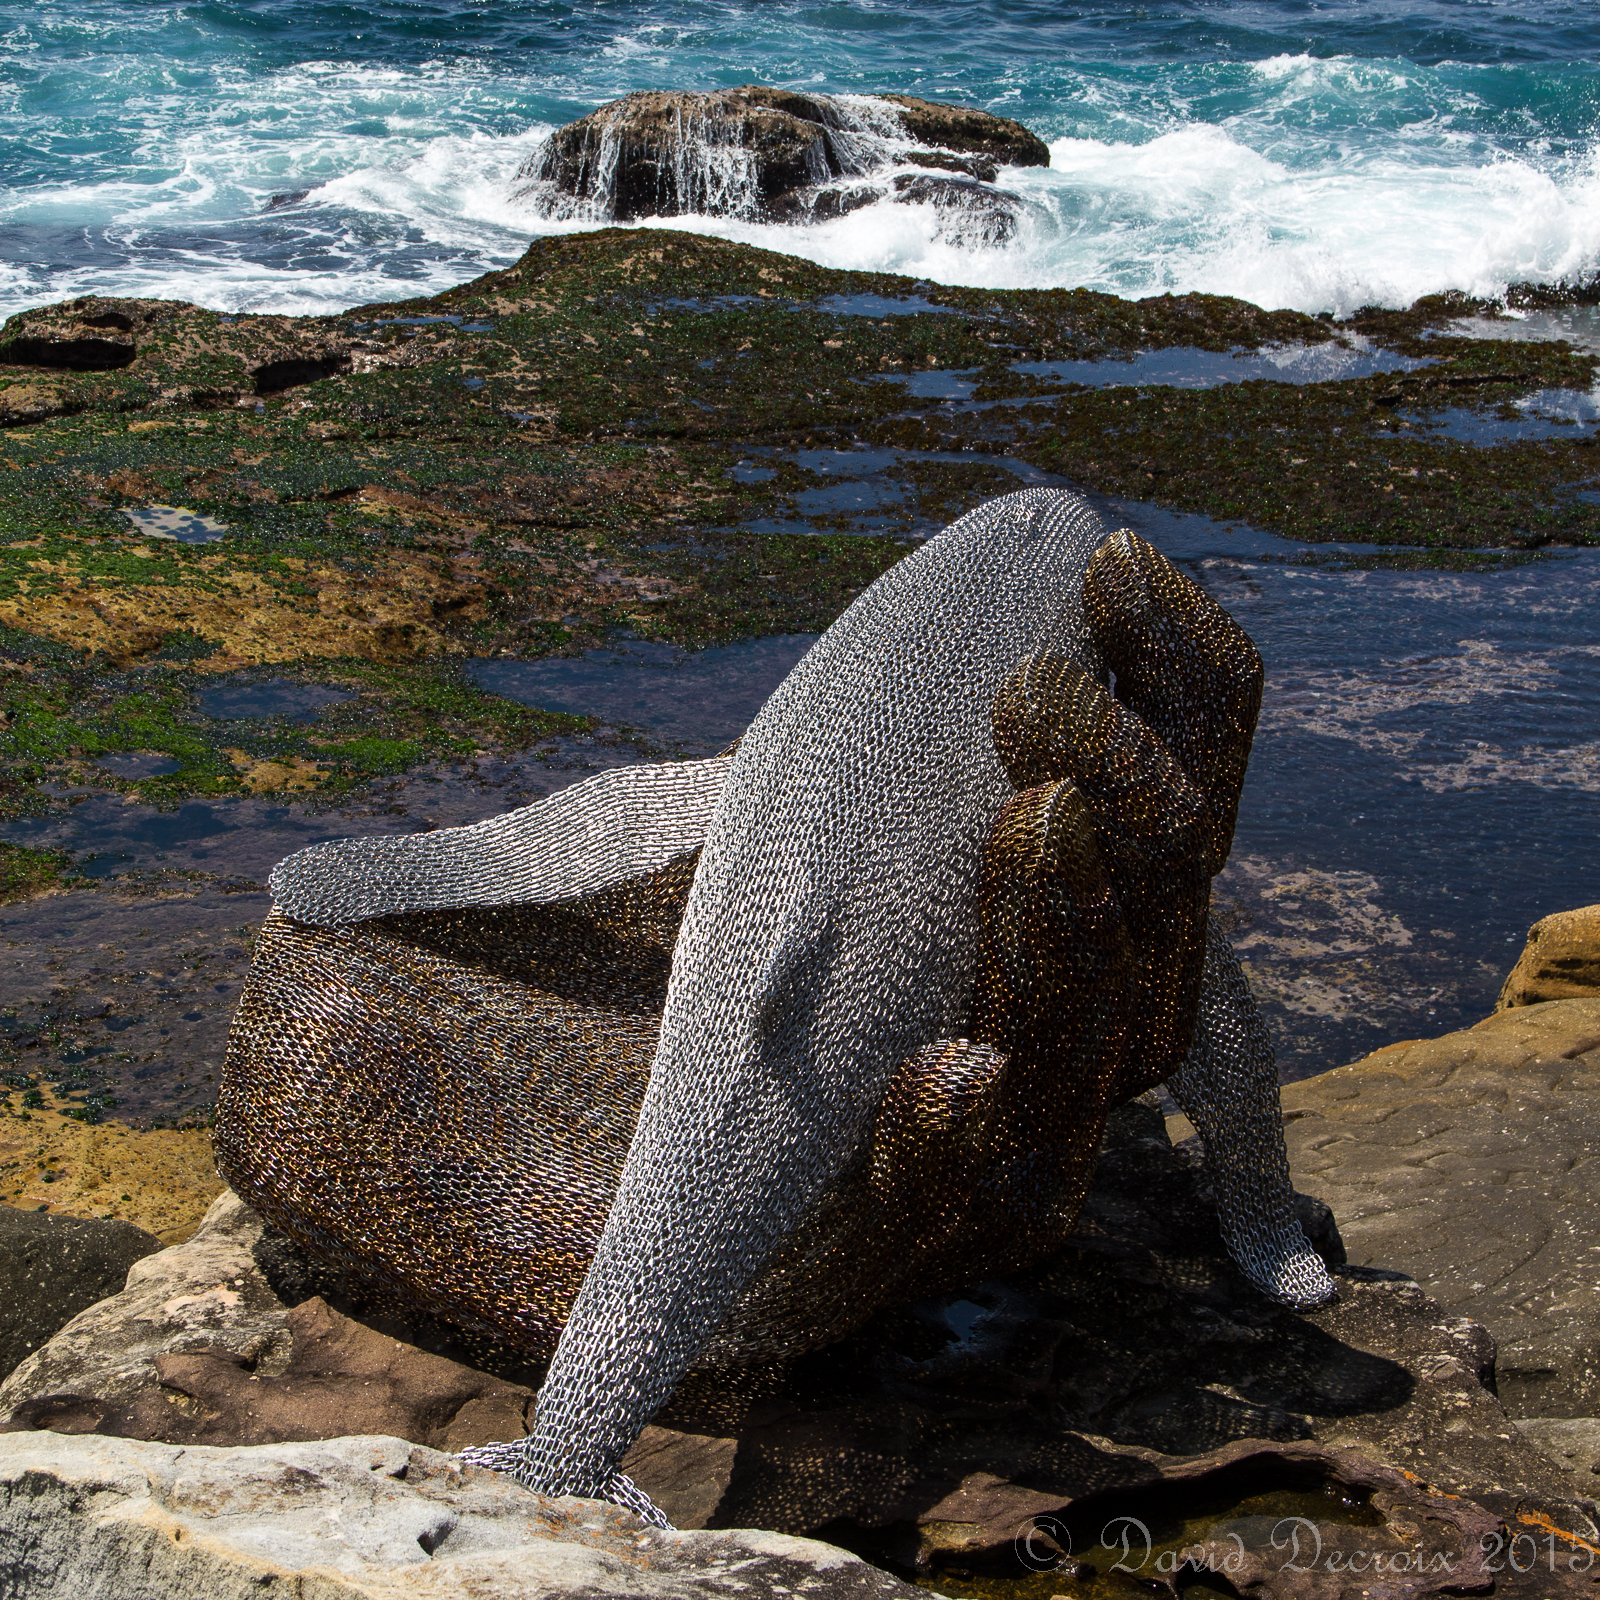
515, 85, 1049, 244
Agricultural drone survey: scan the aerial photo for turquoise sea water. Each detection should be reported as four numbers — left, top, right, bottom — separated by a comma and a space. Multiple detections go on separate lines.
2, 0, 1598, 318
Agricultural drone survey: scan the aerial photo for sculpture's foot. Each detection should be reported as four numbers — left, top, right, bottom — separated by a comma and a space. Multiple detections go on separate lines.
457, 1439, 673, 1530
1227, 1223, 1339, 1310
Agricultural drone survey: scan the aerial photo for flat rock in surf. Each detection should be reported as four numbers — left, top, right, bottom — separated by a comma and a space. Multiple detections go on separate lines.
517, 85, 1048, 242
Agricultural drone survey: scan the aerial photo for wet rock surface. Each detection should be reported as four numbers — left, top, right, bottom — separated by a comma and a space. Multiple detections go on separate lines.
1278, 998, 1600, 1420
0, 1203, 158, 1379
0, 1431, 924, 1600
0, 741, 644, 1134
0, 230, 1592, 1102
518, 87, 1047, 226
8, 1104, 1597, 1597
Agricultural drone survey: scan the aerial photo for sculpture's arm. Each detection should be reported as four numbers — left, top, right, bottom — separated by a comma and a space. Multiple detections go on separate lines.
1165, 921, 1337, 1308
463, 1053, 831, 1521
267, 756, 731, 924
992, 534, 1332, 1305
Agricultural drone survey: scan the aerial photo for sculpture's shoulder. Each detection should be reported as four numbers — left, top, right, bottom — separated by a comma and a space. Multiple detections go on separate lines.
706, 489, 1113, 867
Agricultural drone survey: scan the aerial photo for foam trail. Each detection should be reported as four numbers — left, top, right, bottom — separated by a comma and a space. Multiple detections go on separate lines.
613, 123, 1600, 315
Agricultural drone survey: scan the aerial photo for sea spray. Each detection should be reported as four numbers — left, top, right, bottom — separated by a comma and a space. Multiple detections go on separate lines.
1, 0, 1597, 317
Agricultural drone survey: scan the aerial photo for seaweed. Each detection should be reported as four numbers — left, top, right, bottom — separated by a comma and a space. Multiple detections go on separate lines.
0, 227, 1593, 828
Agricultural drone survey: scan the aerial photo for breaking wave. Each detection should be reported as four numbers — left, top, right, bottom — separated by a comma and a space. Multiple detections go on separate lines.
1, 1, 1597, 318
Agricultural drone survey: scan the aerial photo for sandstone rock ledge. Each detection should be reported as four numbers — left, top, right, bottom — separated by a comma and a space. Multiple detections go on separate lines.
9, 1100, 1600, 1599
1278, 997, 1600, 1419
0, 1430, 920, 1600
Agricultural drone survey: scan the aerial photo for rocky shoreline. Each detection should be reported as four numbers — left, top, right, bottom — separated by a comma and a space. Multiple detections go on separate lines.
0, 225, 1594, 1142
4, 910, 1600, 1596
0, 159, 1598, 1596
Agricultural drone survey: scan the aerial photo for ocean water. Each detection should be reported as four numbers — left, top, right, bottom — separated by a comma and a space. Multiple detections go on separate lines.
2, 0, 1598, 320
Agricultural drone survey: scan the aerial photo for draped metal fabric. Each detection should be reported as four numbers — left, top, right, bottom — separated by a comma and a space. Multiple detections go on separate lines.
221, 488, 1333, 1530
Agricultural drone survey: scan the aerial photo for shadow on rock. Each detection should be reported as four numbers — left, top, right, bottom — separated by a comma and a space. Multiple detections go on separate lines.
3, 1100, 1595, 1597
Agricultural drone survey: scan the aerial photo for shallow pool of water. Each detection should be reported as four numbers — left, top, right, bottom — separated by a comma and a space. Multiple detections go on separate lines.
1084, 489, 1600, 1079
90, 752, 183, 780
196, 678, 356, 722
1444, 307, 1600, 355
731, 444, 1068, 538
121, 505, 230, 544
1403, 386, 1600, 445
1009, 338, 1430, 391
466, 633, 820, 754
819, 293, 963, 317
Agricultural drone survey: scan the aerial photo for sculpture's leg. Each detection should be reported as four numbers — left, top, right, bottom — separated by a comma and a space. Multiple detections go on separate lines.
1164, 922, 1337, 1308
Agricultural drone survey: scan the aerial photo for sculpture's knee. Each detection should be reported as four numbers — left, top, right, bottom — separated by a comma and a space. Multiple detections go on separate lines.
869, 1036, 1010, 1202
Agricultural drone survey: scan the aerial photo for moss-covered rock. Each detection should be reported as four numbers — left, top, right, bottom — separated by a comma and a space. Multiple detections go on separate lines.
0, 229, 1591, 820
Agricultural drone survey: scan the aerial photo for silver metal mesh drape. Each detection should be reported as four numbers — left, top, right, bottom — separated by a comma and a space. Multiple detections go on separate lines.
498, 489, 1108, 1511
269, 757, 731, 924
234, 487, 1333, 1530
1168, 922, 1337, 1307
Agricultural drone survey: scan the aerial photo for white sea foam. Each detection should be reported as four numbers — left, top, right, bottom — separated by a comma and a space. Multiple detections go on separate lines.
2, 37, 1598, 319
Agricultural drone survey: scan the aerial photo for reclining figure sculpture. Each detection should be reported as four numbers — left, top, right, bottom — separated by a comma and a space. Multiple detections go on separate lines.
220, 487, 1335, 1527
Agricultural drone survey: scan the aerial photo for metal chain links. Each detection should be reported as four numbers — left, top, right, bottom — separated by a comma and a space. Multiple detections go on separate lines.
219, 488, 1334, 1532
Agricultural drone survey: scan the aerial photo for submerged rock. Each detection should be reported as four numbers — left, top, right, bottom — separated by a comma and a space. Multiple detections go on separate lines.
1497, 902, 1600, 1008
517, 85, 1047, 241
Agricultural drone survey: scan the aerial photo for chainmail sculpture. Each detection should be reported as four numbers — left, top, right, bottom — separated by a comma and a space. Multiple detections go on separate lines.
222, 486, 1333, 1531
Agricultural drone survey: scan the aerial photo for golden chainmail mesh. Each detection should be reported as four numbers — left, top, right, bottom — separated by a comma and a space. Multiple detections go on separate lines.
219, 853, 697, 1355
218, 493, 1333, 1524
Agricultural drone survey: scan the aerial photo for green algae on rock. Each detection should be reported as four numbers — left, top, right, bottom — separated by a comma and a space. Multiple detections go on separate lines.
0, 230, 1595, 822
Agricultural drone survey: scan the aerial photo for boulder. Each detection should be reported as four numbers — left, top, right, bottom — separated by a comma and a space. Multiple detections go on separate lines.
0, 1205, 160, 1380
0, 1431, 926, 1600
517, 86, 1047, 232
1498, 903, 1600, 1008
0, 1187, 541, 1453
0, 1187, 297, 1421
8, 1102, 1597, 1590
0, 299, 145, 369
1279, 997, 1600, 1417
0, 294, 354, 395
874, 94, 1052, 167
